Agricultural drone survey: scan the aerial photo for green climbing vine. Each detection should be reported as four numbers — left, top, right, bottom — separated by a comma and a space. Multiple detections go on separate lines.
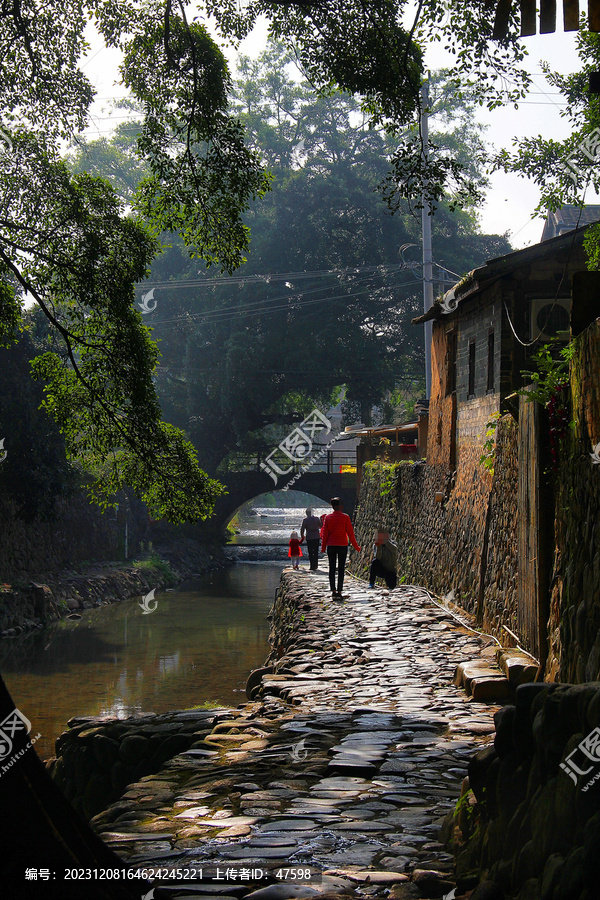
519, 340, 575, 471
519, 341, 574, 407
479, 412, 501, 476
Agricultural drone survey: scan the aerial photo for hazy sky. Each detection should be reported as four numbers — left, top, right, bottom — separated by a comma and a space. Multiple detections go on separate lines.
80, 14, 592, 252
458, 30, 591, 248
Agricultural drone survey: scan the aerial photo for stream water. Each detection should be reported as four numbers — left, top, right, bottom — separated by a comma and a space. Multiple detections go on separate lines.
0, 493, 329, 761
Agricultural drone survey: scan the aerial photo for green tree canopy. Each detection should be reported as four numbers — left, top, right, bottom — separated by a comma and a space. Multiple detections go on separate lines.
103, 46, 510, 473
0, 1, 270, 521
0, 1, 521, 518
492, 30, 600, 265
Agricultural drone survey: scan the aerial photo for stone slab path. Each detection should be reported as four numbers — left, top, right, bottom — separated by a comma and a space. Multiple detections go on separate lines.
91, 571, 501, 900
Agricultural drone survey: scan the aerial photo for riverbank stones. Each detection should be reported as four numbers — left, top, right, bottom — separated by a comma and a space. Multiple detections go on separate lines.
89, 572, 500, 900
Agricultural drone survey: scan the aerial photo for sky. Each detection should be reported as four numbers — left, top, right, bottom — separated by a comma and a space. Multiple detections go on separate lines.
462, 30, 590, 247
79, 11, 592, 252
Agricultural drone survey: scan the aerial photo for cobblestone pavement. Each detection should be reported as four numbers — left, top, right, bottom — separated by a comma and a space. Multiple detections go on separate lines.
92, 571, 501, 900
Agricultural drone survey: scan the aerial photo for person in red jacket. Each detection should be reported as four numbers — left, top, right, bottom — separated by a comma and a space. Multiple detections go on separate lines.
321, 497, 361, 600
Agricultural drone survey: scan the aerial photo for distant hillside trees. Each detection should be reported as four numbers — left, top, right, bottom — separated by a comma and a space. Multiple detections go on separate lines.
123, 49, 511, 472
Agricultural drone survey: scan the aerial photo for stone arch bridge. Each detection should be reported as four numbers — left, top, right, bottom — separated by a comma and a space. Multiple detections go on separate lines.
213, 471, 357, 530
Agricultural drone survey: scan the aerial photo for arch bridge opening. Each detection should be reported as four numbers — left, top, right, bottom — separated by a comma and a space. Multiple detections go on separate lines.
225, 490, 330, 548
213, 470, 356, 535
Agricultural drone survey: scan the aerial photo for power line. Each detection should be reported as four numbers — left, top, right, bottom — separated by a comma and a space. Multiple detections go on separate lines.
140, 266, 423, 328
145, 278, 423, 329
158, 364, 424, 376
140, 262, 411, 291
150, 273, 410, 318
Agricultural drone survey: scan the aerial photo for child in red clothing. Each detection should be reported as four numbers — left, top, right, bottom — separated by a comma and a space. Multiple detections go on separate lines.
288, 531, 303, 569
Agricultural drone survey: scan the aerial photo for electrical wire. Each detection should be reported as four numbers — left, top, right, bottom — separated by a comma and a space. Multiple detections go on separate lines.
145, 277, 424, 329
141, 262, 411, 290
502, 201, 586, 348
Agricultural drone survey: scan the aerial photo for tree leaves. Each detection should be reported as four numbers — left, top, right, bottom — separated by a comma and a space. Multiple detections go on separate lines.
120, 11, 270, 272
0, 130, 224, 520
259, 0, 422, 127
0, 2, 272, 521
0, 0, 93, 138
211, 0, 532, 134
0, 270, 21, 349
492, 31, 600, 220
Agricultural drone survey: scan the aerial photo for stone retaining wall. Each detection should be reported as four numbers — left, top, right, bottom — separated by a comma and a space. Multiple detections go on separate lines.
547, 319, 600, 682
351, 317, 600, 681
0, 566, 167, 637
0, 537, 229, 637
48, 709, 231, 821
265, 571, 308, 662
349, 413, 520, 644
451, 681, 600, 900
481, 415, 519, 637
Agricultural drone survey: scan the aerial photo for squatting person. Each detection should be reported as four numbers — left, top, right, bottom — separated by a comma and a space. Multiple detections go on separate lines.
368, 529, 398, 590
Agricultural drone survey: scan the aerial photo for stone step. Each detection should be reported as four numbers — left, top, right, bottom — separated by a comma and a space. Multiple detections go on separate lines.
453, 660, 504, 690
494, 647, 539, 685
470, 675, 512, 702
454, 659, 512, 702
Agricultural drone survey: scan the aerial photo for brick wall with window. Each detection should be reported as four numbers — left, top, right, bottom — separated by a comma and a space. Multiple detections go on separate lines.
456, 289, 502, 403
455, 287, 502, 453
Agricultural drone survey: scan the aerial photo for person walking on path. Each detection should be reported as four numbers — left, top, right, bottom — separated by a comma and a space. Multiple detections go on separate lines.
288, 531, 303, 569
369, 529, 398, 590
300, 507, 321, 571
321, 497, 360, 599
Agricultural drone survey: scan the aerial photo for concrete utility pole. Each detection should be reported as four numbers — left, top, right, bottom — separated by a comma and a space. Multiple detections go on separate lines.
421, 78, 434, 399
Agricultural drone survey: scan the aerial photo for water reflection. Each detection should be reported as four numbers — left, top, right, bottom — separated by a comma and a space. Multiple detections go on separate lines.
228, 491, 330, 545
1, 564, 282, 760
1, 498, 322, 762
